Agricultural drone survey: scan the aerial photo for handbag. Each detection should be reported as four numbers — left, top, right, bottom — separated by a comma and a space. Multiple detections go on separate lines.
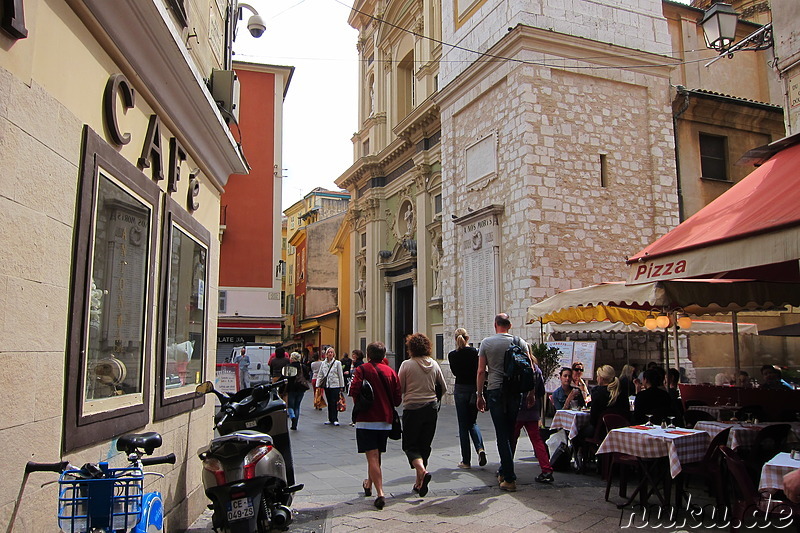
389, 408, 402, 440
375, 366, 402, 440
313, 387, 327, 409
337, 391, 347, 412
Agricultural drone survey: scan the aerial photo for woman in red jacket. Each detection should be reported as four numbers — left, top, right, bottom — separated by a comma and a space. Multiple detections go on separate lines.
349, 341, 402, 509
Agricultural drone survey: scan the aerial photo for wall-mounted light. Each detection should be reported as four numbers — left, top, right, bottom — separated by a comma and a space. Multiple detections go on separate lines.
645, 313, 658, 330
656, 312, 671, 329
700, 2, 773, 66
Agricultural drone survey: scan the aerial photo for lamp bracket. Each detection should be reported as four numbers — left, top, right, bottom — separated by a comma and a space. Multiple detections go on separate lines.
706, 23, 773, 67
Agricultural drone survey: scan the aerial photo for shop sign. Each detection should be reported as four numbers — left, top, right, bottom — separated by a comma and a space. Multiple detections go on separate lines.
103, 73, 201, 212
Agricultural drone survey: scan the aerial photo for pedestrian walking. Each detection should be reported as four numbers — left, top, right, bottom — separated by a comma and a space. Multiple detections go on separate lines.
232, 346, 251, 389
511, 357, 554, 484
476, 313, 532, 492
399, 333, 447, 497
349, 341, 402, 510
285, 352, 311, 430
447, 328, 487, 469
316, 347, 345, 426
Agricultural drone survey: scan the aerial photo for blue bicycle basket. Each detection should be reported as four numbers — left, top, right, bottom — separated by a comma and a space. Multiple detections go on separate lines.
57, 463, 143, 532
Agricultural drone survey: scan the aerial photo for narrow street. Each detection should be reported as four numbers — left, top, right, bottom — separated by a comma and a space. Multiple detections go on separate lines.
188, 402, 721, 532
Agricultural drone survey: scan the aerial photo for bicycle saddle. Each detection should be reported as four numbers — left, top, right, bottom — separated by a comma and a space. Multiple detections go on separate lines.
117, 431, 163, 455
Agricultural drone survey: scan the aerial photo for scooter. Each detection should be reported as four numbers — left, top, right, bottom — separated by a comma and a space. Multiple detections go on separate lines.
196, 379, 303, 533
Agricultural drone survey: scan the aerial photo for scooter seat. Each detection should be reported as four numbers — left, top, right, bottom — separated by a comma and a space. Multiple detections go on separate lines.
209, 431, 274, 456
117, 432, 163, 455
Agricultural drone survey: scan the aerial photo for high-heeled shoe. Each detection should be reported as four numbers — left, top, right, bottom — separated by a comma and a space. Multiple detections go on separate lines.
362, 480, 372, 497
374, 496, 385, 510
418, 472, 432, 497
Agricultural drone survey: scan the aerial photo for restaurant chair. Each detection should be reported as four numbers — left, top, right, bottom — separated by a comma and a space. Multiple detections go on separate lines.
744, 424, 792, 478
676, 427, 731, 510
719, 446, 798, 532
602, 413, 641, 502
578, 419, 607, 475
684, 409, 715, 427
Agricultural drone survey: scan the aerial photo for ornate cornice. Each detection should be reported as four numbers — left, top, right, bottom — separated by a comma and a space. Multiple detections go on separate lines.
393, 95, 440, 143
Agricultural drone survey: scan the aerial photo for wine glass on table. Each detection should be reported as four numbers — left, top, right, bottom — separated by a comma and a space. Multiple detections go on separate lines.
645, 414, 654, 427
667, 416, 676, 429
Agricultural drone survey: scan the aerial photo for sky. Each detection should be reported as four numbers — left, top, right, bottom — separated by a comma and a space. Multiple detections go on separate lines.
232, 0, 694, 210
233, 0, 360, 210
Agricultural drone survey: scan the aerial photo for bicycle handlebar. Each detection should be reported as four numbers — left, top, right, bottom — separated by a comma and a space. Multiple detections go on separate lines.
140, 453, 176, 467
25, 461, 70, 474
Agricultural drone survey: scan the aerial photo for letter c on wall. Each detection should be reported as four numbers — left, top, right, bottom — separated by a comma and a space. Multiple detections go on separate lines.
104, 74, 135, 146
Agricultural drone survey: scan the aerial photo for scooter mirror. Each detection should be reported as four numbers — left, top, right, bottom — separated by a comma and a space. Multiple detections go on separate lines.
196, 381, 215, 395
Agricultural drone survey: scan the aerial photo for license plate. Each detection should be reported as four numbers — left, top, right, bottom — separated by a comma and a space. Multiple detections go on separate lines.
227, 497, 254, 522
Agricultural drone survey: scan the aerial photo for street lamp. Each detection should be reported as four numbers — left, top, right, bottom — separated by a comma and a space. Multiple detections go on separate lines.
699, 2, 773, 66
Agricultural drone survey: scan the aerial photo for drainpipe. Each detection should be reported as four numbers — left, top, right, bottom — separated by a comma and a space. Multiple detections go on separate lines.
672, 85, 691, 223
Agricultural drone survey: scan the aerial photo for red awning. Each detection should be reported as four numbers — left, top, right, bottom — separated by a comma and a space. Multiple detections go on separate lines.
627, 141, 800, 284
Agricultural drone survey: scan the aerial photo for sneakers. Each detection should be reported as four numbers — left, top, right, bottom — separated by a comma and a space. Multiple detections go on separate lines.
323, 421, 332, 425
458, 462, 471, 469
333, 421, 340, 426
478, 450, 487, 467
535, 472, 554, 484
499, 480, 517, 492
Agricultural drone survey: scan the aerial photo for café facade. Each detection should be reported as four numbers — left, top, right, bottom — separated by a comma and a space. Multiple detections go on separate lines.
0, 1, 246, 530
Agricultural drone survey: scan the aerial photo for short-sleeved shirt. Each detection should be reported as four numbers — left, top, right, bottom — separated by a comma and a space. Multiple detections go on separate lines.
477, 333, 529, 391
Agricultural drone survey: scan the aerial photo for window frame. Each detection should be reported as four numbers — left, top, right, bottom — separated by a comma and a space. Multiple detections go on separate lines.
153, 195, 209, 421
699, 133, 729, 181
64, 126, 160, 452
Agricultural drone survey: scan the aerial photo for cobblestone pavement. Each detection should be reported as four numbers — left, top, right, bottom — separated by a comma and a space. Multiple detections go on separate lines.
187, 399, 739, 532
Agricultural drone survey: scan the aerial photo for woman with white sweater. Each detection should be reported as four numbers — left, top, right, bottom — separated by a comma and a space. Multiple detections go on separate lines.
398, 333, 447, 497
316, 347, 346, 425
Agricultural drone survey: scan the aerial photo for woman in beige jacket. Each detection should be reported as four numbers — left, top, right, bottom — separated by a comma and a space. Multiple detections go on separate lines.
398, 333, 447, 497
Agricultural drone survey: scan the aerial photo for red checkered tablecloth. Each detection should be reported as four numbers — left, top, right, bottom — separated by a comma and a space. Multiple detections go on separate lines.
597, 427, 710, 478
759, 452, 800, 492
551, 409, 591, 440
694, 421, 800, 450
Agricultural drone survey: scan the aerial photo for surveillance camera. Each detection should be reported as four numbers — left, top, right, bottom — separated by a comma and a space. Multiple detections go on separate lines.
247, 15, 266, 38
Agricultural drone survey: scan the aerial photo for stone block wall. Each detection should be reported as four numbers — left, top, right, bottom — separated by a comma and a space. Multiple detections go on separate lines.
440, 43, 679, 343
441, 0, 672, 85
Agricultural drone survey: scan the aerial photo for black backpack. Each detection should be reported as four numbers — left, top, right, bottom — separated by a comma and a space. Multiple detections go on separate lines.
351, 366, 376, 423
503, 336, 537, 394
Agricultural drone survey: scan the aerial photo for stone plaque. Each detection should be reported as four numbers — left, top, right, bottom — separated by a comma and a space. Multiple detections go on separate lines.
461, 212, 501, 342
465, 133, 496, 189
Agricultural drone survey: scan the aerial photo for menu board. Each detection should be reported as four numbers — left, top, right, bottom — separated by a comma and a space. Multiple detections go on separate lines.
543, 341, 597, 392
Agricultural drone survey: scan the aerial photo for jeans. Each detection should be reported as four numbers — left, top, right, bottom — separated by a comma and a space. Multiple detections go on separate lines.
287, 390, 304, 422
486, 388, 522, 482
454, 384, 484, 464
324, 387, 340, 423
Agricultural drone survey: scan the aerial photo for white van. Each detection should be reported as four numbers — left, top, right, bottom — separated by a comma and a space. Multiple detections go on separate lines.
231, 345, 275, 386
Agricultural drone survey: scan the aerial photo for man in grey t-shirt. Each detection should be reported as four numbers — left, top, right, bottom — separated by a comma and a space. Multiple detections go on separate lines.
476, 313, 532, 492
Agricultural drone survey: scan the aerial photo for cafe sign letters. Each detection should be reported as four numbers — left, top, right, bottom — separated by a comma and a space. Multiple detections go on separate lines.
103, 73, 202, 213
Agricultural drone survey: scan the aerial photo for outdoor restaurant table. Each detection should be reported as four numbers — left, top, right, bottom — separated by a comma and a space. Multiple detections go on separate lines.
551, 409, 591, 440
597, 425, 710, 508
693, 420, 800, 450
685, 404, 741, 421
759, 452, 800, 493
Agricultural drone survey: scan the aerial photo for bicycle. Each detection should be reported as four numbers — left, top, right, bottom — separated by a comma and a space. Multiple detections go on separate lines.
25, 431, 176, 533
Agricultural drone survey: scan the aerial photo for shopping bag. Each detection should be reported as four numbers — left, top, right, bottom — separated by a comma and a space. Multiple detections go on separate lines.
314, 387, 327, 409
337, 391, 347, 412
